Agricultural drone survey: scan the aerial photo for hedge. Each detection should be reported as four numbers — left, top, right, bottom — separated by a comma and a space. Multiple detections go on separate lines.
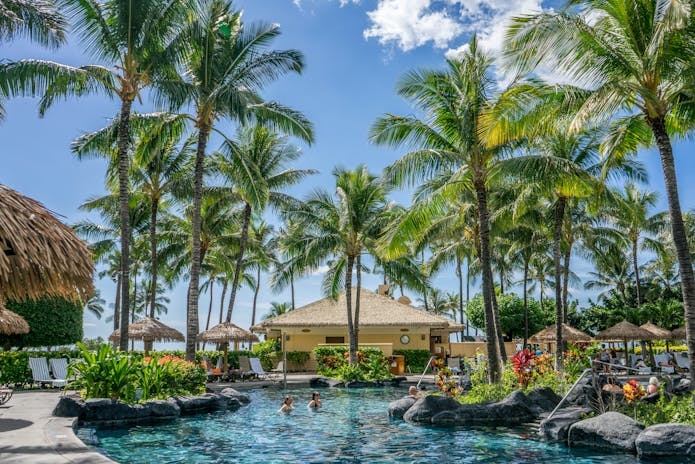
4, 298, 83, 349
393, 349, 431, 373
0, 349, 252, 385
313, 346, 383, 371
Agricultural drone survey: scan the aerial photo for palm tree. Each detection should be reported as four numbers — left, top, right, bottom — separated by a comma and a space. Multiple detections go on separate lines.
263, 301, 291, 320
214, 126, 315, 324
85, 289, 106, 320
607, 184, 665, 307
161, 1, 314, 360
0, 0, 65, 47
270, 220, 306, 311
285, 166, 391, 364
247, 220, 275, 327
505, 0, 695, 377
371, 39, 524, 381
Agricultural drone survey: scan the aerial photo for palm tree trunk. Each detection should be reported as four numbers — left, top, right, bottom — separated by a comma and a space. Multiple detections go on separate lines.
345, 254, 356, 364
491, 289, 507, 362
354, 254, 362, 353
523, 259, 529, 348
117, 98, 134, 352
186, 121, 211, 361
632, 237, 642, 307
553, 196, 566, 371
290, 272, 295, 311
457, 255, 465, 340
474, 180, 501, 382
149, 197, 159, 319
649, 115, 695, 384
466, 258, 471, 337
219, 280, 228, 324
226, 202, 252, 323
113, 274, 121, 332
562, 242, 572, 323
499, 269, 505, 295
421, 250, 429, 312
251, 265, 261, 326
202, 281, 214, 350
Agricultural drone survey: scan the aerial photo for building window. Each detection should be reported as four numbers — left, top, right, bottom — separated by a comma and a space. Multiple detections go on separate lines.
325, 336, 345, 344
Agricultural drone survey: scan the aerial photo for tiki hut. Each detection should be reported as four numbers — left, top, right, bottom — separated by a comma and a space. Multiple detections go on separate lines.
197, 322, 259, 372
109, 317, 184, 354
529, 323, 591, 343
640, 322, 675, 366
0, 302, 29, 335
672, 326, 686, 340
0, 184, 94, 304
595, 320, 656, 364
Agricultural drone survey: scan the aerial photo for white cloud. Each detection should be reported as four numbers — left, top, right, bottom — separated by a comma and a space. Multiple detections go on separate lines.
309, 265, 330, 276
363, 0, 464, 51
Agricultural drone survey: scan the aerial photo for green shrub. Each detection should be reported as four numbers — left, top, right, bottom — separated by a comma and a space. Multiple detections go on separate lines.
286, 351, 310, 368
393, 349, 431, 372
252, 339, 280, 370
0, 349, 81, 384
313, 346, 391, 381
4, 298, 83, 348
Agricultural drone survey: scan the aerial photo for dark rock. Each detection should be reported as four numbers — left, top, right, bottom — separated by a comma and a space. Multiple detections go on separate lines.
174, 393, 227, 415
53, 396, 86, 417
387, 396, 416, 419
382, 377, 406, 387
674, 378, 691, 394
642, 392, 660, 404
142, 400, 179, 418
540, 407, 591, 442
82, 399, 148, 423
309, 377, 345, 388
344, 380, 378, 388
564, 378, 597, 408
442, 390, 536, 426
219, 388, 251, 405
568, 412, 644, 453
403, 395, 461, 423
526, 387, 562, 415
636, 423, 695, 457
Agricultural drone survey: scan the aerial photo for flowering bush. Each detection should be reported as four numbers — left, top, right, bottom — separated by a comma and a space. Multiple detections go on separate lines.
563, 343, 592, 377
623, 380, 646, 404
313, 346, 392, 381
434, 359, 462, 397
510, 349, 535, 388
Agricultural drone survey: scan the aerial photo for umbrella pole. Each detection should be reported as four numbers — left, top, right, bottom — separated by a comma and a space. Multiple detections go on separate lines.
624, 339, 628, 366
649, 341, 656, 368
223, 342, 229, 374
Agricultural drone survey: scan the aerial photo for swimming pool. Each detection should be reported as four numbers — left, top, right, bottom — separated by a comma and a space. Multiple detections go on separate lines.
76, 387, 660, 463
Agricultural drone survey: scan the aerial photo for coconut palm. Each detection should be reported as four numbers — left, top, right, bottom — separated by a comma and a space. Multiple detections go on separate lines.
285, 166, 392, 364
0, 0, 65, 47
504, 0, 695, 376
371, 39, 526, 381
270, 220, 306, 311
263, 301, 291, 320
158, 1, 313, 360
213, 126, 315, 324
85, 289, 106, 320
247, 220, 275, 327
1, 0, 191, 350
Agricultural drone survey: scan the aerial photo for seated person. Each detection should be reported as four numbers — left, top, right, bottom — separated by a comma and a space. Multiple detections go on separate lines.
307, 391, 322, 409
647, 377, 660, 395
279, 396, 294, 413
408, 386, 422, 398
635, 358, 648, 369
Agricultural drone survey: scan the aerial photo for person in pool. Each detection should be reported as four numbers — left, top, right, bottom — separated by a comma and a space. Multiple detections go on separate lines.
279, 396, 294, 413
308, 391, 322, 408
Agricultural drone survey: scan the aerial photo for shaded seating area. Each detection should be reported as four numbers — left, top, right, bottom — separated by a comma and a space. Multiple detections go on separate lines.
198, 323, 259, 379
109, 317, 185, 354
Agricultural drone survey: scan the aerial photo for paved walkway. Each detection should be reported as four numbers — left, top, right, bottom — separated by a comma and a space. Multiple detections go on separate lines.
0, 390, 113, 464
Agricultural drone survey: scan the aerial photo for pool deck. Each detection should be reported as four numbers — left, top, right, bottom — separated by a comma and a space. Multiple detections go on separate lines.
0, 374, 430, 464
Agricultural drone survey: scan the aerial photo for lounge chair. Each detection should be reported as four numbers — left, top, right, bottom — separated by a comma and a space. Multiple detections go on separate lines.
238, 355, 255, 379
447, 357, 461, 375
249, 357, 270, 380
49, 358, 71, 383
28, 357, 67, 388
654, 354, 675, 374
0, 369, 12, 405
675, 352, 690, 372
270, 361, 284, 381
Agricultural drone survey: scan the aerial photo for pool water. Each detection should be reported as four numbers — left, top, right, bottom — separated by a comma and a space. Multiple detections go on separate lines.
77, 388, 661, 463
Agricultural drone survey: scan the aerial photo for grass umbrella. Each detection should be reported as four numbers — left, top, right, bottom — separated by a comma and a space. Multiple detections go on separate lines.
0, 184, 93, 303
0, 302, 29, 335
595, 320, 656, 365
109, 317, 184, 354
197, 322, 259, 372
672, 326, 686, 340
640, 322, 674, 366
529, 323, 591, 344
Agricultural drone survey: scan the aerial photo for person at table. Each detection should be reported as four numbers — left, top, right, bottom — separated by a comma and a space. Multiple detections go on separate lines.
308, 391, 322, 409
279, 396, 294, 413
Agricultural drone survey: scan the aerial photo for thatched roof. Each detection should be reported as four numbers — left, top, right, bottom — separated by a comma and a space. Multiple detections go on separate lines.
672, 326, 686, 339
529, 323, 591, 343
0, 301, 29, 335
251, 288, 463, 332
109, 317, 184, 343
640, 322, 673, 340
0, 185, 94, 303
594, 320, 656, 341
197, 322, 259, 343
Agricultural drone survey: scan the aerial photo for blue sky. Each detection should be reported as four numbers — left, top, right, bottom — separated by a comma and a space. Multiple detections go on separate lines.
2, 0, 695, 348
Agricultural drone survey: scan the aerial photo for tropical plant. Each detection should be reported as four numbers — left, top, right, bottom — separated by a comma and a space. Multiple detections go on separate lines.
263, 301, 291, 320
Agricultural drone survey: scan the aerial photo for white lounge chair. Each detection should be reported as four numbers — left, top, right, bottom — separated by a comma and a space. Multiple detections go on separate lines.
675, 352, 690, 371
270, 361, 284, 381
654, 354, 675, 374
48, 358, 70, 382
238, 355, 254, 379
28, 357, 67, 388
249, 357, 269, 380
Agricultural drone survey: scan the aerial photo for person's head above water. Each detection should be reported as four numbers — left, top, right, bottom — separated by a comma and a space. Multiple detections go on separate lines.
284, 396, 293, 405
312, 391, 320, 401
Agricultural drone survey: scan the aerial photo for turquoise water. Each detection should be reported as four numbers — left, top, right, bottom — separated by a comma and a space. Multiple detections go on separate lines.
77, 388, 658, 463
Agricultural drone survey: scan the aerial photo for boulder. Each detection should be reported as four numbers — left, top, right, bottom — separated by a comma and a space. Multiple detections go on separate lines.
403, 395, 461, 423
219, 388, 251, 405
441, 390, 536, 426
526, 387, 562, 415
540, 407, 591, 442
142, 400, 180, 418
387, 396, 416, 419
309, 377, 345, 388
174, 393, 227, 415
82, 399, 148, 423
635, 423, 695, 457
344, 380, 378, 388
53, 396, 86, 417
564, 378, 597, 408
568, 411, 644, 453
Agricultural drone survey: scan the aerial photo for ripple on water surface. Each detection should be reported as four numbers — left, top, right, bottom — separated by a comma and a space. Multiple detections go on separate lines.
76, 388, 667, 464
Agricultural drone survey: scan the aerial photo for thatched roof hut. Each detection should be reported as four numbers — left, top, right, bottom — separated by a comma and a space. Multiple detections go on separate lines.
672, 326, 686, 339
640, 322, 673, 340
0, 302, 29, 335
529, 323, 591, 343
109, 317, 184, 343
197, 322, 259, 344
594, 320, 656, 341
251, 289, 463, 332
0, 184, 94, 303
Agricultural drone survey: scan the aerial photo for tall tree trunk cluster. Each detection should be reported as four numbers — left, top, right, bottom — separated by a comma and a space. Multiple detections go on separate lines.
117, 98, 134, 352
553, 196, 566, 371
226, 203, 252, 323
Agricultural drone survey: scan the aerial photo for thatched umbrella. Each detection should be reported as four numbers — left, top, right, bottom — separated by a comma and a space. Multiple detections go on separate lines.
0, 302, 29, 335
109, 317, 184, 354
595, 320, 656, 364
0, 184, 94, 303
672, 326, 686, 340
529, 323, 591, 344
640, 322, 674, 366
197, 322, 259, 372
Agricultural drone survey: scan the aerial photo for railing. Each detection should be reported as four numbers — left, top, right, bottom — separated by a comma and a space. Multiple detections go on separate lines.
545, 368, 593, 422
416, 356, 437, 390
